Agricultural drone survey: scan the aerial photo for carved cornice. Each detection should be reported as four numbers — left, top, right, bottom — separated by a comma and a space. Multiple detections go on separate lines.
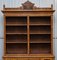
2, 1, 55, 13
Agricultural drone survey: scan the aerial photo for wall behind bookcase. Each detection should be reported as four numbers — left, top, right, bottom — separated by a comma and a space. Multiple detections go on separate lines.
0, 0, 56, 60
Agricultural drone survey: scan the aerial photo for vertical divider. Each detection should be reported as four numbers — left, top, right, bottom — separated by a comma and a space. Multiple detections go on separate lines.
27, 16, 30, 54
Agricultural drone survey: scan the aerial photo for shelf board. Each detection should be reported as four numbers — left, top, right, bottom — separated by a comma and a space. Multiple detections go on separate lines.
30, 41, 50, 43
6, 24, 27, 26
29, 24, 51, 26
6, 51, 27, 54
6, 41, 50, 44
6, 33, 27, 35
30, 33, 51, 35
6, 42, 27, 44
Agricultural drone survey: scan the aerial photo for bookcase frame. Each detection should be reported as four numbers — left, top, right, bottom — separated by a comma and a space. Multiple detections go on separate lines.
2, 1, 55, 60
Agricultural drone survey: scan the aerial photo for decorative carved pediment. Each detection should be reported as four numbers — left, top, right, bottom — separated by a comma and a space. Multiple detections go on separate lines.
21, 1, 35, 9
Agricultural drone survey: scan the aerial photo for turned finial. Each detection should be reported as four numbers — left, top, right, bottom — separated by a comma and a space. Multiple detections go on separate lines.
51, 4, 53, 9
3, 4, 5, 9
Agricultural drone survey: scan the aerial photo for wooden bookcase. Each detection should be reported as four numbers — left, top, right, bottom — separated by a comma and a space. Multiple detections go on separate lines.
2, 1, 55, 60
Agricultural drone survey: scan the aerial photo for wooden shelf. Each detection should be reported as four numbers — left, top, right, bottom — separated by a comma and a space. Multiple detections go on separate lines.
29, 16, 51, 25
30, 34, 50, 43
6, 24, 50, 26
6, 33, 50, 35
30, 26, 51, 34
30, 43, 51, 54
6, 43, 27, 54
30, 33, 51, 34
6, 42, 27, 44
6, 34, 27, 43
6, 33, 27, 35
6, 24, 27, 26
6, 16, 27, 25
29, 24, 51, 26
6, 26, 27, 33
30, 41, 50, 43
